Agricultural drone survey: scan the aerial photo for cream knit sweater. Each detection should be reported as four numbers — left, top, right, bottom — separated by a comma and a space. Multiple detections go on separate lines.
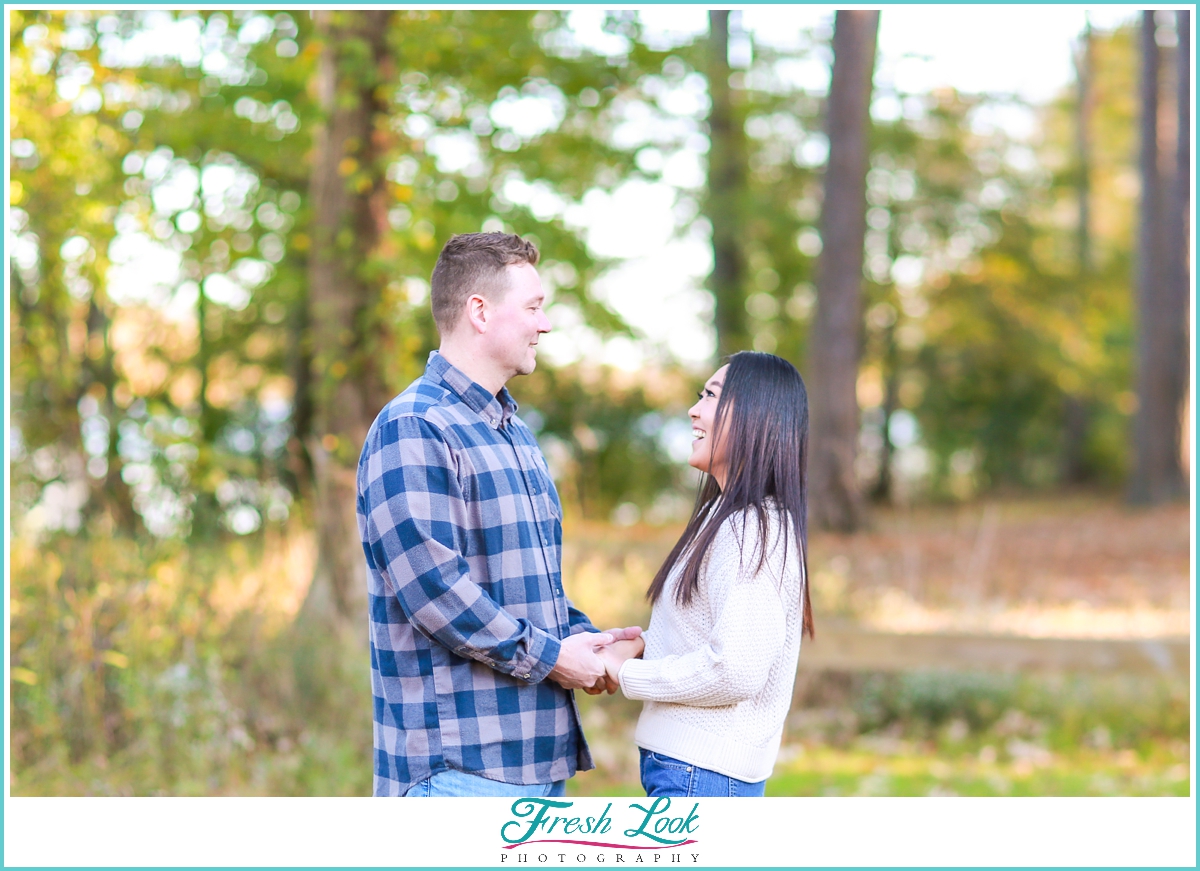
618, 505, 804, 783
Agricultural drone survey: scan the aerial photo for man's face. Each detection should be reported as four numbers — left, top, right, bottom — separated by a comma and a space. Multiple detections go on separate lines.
483, 262, 551, 380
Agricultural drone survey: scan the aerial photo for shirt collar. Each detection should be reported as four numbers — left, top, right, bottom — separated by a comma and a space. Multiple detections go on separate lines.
426, 350, 518, 428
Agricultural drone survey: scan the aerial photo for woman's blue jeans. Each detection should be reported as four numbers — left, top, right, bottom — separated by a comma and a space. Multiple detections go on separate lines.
639, 749, 766, 797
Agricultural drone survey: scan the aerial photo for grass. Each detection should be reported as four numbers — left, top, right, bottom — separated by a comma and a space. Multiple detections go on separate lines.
765, 745, 1190, 797
568, 742, 1191, 799
567, 670, 1191, 798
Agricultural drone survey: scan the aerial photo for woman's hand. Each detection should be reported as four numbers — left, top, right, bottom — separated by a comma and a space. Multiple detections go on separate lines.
593, 636, 646, 694
579, 628, 644, 695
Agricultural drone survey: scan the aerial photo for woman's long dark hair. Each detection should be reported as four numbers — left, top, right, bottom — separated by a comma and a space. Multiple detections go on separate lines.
646, 351, 813, 638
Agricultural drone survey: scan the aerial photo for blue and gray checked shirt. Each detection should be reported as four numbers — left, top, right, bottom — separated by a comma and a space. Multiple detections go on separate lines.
357, 351, 597, 796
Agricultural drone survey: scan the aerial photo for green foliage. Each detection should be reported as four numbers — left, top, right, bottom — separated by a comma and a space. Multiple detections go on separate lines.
519, 364, 691, 519
834, 670, 1190, 751
9, 529, 371, 795
9, 9, 687, 541
900, 28, 1140, 494
10, 10, 316, 540
763, 748, 1189, 797
853, 671, 1018, 732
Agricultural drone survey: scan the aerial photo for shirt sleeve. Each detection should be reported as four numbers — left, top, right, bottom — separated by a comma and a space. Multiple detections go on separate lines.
359, 415, 561, 683
566, 599, 599, 635
616, 528, 786, 707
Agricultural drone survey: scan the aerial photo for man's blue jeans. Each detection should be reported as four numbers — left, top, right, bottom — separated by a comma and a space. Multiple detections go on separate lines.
404, 768, 567, 797
639, 749, 766, 797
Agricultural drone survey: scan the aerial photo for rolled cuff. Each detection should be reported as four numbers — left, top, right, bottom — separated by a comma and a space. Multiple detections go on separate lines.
511, 627, 561, 684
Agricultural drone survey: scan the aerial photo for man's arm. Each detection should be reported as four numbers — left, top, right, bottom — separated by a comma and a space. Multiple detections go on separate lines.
361, 415, 563, 683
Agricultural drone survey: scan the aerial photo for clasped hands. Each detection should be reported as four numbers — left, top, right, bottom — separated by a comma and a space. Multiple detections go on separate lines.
547, 626, 645, 695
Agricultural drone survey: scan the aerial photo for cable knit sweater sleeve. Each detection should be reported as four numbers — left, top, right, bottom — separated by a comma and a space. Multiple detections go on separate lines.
617, 517, 787, 707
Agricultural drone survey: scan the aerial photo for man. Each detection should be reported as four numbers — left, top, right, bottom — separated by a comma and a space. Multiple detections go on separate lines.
357, 232, 640, 797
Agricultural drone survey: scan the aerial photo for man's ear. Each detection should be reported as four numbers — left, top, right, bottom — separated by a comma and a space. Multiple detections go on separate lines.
463, 293, 489, 335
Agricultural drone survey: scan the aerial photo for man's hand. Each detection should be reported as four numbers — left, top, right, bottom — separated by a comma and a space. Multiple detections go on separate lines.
547, 631, 613, 690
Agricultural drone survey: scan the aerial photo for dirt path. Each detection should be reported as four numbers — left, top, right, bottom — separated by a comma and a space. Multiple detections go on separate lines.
810, 495, 1190, 610
799, 618, 1189, 675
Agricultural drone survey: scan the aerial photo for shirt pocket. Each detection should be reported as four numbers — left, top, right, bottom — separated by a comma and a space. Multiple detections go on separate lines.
511, 436, 561, 523
544, 480, 563, 522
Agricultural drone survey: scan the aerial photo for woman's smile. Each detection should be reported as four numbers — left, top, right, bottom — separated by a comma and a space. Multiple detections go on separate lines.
687, 364, 728, 484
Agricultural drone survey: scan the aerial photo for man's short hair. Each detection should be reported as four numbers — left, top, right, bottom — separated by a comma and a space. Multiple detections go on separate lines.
430, 232, 540, 334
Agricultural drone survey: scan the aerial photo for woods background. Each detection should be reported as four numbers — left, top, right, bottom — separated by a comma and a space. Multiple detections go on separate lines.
8, 8, 1191, 797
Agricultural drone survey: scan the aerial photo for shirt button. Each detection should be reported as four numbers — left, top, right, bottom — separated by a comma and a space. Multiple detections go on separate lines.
521, 673, 531, 679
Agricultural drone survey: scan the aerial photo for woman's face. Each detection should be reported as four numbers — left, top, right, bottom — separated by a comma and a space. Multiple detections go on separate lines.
688, 364, 729, 485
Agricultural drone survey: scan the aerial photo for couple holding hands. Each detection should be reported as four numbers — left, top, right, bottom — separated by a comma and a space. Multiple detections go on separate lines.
357, 233, 811, 798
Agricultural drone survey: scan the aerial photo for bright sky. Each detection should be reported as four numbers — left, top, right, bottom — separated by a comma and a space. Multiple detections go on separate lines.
540, 5, 1146, 373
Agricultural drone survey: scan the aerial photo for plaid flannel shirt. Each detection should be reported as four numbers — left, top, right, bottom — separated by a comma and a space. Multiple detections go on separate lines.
358, 351, 597, 797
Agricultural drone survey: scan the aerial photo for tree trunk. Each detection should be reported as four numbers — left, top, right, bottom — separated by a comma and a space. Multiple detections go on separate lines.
1063, 18, 1093, 485
1061, 395, 1090, 485
303, 10, 394, 622
84, 294, 139, 534
1167, 11, 1191, 478
1130, 11, 1186, 504
285, 259, 315, 499
807, 10, 879, 532
1075, 18, 1094, 274
189, 266, 222, 539
705, 9, 750, 359
871, 319, 898, 503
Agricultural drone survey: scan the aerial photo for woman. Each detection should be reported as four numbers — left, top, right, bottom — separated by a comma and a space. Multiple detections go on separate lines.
601, 351, 812, 797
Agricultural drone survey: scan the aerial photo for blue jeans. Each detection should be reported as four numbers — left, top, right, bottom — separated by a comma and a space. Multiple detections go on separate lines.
404, 768, 567, 798
639, 749, 766, 798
